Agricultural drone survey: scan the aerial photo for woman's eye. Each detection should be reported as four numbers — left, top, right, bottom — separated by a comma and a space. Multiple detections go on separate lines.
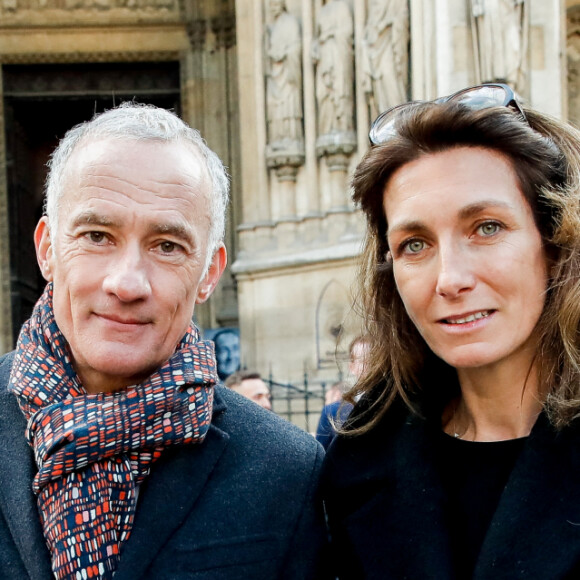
478, 222, 500, 236
404, 239, 425, 254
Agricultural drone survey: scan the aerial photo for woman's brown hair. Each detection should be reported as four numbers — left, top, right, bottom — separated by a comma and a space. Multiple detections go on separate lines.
346, 101, 580, 434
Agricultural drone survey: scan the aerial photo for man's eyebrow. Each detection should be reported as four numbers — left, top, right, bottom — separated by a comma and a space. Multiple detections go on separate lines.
150, 223, 195, 244
71, 213, 195, 244
71, 211, 118, 228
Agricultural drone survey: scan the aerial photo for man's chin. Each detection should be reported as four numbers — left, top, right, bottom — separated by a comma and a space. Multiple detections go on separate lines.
74, 353, 165, 393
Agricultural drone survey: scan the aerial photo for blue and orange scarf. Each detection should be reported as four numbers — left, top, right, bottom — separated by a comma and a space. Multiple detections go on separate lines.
8, 283, 217, 579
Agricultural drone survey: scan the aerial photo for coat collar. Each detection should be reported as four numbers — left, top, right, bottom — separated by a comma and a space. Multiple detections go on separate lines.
325, 407, 580, 579
0, 353, 229, 580
0, 372, 52, 580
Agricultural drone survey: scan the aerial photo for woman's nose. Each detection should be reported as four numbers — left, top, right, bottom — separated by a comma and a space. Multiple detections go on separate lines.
435, 245, 476, 298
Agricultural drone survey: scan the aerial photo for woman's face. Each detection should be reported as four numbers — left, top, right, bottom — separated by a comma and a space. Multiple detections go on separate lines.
383, 146, 548, 372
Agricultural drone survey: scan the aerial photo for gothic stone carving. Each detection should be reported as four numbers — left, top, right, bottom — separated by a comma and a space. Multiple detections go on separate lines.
362, 0, 410, 119
264, 0, 305, 172
470, 0, 528, 94
312, 0, 356, 161
1, 0, 177, 12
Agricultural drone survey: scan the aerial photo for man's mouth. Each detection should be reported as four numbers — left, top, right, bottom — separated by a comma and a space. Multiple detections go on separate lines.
440, 310, 493, 325
96, 313, 150, 325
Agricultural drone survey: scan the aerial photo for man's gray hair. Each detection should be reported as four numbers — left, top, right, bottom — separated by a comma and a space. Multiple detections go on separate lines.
45, 102, 230, 267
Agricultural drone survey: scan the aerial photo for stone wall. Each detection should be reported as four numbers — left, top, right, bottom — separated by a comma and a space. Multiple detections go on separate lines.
0, 0, 570, 385
232, 0, 564, 383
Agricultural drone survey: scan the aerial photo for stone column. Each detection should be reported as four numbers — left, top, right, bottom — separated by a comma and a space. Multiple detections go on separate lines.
264, 0, 305, 216
568, 5, 580, 124
183, 0, 241, 329
312, 0, 356, 210
0, 69, 13, 353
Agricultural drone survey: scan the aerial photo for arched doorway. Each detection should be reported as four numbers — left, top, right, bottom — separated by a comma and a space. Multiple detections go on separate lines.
3, 61, 180, 343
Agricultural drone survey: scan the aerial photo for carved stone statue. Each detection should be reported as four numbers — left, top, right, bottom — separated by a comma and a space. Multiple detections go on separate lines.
362, 0, 410, 119
312, 0, 355, 137
471, 0, 528, 93
265, 0, 304, 151
2, 0, 17, 11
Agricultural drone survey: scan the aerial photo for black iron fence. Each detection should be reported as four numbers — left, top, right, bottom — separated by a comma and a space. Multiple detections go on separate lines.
266, 371, 342, 433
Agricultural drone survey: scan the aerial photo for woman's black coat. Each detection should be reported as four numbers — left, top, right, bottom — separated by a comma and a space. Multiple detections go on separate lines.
322, 401, 580, 579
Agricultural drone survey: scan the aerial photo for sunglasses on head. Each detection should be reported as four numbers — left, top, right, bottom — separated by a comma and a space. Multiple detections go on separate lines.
368, 83, 525, 146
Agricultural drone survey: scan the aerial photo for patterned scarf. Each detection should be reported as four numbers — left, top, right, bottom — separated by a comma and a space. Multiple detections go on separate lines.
8, 283, 217, 580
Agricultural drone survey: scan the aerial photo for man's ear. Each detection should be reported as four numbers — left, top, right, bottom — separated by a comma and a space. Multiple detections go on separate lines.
34, 217, 54, 282
196, 244, 227, 304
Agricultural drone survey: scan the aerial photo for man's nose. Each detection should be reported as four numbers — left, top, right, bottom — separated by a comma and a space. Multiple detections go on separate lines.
102, 244, 152, 302
261, 396, 272, 411
435, 243, 476, 298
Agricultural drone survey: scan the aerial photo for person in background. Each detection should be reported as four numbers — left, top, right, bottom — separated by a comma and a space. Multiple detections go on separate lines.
316, 336, 370, 450
225, 370, 272, 411
323, 382, 343, 406
322, 83, 580, 578
316, 381, 350, 450
0, 103, 327, 579
213, 327, 241, 380
345, 335, 370, 386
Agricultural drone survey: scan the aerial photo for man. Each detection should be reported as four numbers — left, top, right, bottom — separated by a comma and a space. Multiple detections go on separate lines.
0, 103, 326, 579
225, 371, 272, 411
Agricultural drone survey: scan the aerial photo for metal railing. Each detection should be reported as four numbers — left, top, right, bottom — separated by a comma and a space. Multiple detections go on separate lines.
266, 371, 342, 433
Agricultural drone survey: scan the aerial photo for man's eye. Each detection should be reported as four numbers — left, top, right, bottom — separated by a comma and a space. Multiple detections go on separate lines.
159, 241, 179, 253
86, 232, 106, 244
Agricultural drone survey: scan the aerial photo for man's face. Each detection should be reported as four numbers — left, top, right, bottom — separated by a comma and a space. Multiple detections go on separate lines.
234, 378, 272, 411
35, 138, 226, 393
215, 331, 240, 379
269, 0, 284, 19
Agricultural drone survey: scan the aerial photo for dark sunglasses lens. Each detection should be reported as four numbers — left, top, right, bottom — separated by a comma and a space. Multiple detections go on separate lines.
452, 85, 509, 109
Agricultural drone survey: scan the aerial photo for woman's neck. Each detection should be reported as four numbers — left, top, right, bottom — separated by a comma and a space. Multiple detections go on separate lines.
443, 358, 544, 442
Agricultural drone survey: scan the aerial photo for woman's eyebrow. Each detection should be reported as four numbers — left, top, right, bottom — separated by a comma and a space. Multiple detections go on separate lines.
458, 199, 514, 219
387, 220, 429, 238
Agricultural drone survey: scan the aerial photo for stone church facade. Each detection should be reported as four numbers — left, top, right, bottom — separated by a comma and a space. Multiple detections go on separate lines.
0, 0, 574, 385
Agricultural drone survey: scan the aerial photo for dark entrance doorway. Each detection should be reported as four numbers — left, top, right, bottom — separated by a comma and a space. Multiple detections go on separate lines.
2, 61, 181, 344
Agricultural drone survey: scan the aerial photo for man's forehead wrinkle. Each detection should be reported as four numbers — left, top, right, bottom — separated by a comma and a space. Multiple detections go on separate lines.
80, 171, 207, 201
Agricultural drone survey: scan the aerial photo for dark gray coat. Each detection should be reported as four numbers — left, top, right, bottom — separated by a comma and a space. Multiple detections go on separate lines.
323, 400, 580, 579
0, 352, 328, 579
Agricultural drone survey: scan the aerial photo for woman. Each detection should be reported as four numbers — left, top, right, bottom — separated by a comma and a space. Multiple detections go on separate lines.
322, 84, 580, 579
